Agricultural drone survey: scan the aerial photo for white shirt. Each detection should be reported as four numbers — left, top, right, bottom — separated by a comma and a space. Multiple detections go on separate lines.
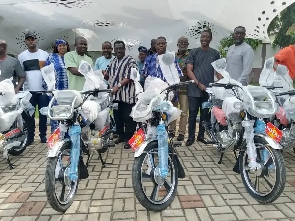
18, 49, 49, 91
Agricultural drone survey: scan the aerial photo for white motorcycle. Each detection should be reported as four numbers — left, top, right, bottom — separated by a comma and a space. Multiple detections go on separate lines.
0, 79, 34, 169
129, 79, 192, 211
41, 61, 115, 212
203, 58, 286, 203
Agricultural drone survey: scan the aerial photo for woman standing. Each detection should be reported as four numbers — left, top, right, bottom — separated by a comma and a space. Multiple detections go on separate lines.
44, 39, 70, 133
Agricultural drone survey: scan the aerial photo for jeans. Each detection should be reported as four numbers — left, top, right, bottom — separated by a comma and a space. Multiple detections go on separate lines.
170, 94, 189, 135
113, 101, 137, 142
26, 92, 49, 140
187, 92, 210, 140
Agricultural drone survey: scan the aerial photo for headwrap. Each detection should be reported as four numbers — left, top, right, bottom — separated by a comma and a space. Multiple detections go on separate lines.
55, 39, 67, 47
0, 39, 7, 45
138, 46, 148, 54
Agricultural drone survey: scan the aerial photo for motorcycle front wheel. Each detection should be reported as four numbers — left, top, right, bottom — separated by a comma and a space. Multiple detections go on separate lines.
132, 141, 178, 211
239, 144, 286, 204
45, 141, 80, 212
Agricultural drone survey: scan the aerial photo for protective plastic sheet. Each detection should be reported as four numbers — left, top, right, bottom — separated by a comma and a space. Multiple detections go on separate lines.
41, 63, 56, 91
283, 96, 295, 122
259, 57, 275, 87
81, 100, 101, 124
241, 85, 278, 119
242, 120, 261, 170
0, 79, 17, 106
94, 108, 110, 131
68, 125, 81, 181
0, 109, 23, 132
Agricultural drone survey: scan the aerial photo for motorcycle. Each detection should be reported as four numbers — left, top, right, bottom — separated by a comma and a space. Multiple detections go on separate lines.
129, 79, 192, 211
259, 60, 295, 152
203, 58, 286, 203
42, 61, 115, 212
0, 79, 34, 169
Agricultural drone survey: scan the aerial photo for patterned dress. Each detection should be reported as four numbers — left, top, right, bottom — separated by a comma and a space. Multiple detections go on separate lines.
43, 53, 68, 133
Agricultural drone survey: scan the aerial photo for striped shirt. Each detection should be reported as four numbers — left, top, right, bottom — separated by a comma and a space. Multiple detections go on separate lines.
106, 55, 137, 104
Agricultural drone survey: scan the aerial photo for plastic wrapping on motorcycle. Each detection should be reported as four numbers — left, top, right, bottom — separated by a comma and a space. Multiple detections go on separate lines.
259, 57, 275, 87
53, 90, 83, 108
157, 123, 169, 178
159, 52, 180, 86
41, 63, 56, 91
0, 79, 23, 132
68, 125, 81, 181
222, 97, 242, 118
130, 89, 163, 122
0, 79, 17, 106
211, 59, 243, 100
283, 96, 295, 122
276, 106, 289, 126
241, 85, 278, 119
81, 100, 101, 124
242, 120, 261, 170
94, 108, 110, 131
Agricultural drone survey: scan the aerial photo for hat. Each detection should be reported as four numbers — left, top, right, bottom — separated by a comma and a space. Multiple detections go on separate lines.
55, 39, 67, 46
0, 39, 7, 45
138, 46, 148, 54
25, 32, 37, 39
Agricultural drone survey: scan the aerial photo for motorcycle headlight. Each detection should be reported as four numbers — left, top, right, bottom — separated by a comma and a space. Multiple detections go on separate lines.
51, 105, 72, 118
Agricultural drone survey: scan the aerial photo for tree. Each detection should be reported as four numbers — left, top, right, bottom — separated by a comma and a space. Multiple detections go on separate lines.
218, 35, 261, 58
268, 2, 295, 47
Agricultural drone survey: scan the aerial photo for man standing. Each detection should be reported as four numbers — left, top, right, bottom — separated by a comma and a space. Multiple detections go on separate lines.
273, 44, 295, 80
142, 36, 183, 83
226, 26, 254, 85
64, 36, 93, 91
137, 46, 148, 88
147, 39, 157, 56
186, 30, 220, 146
104, 41, 138, 149
169, 37, 190, 141
0, 40, 26, 92
18, 32, 49, 144
94, 41, 114, 71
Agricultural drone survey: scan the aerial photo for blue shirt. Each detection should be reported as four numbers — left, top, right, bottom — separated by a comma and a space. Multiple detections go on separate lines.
137, 60, 145, 83
142, 53, 183, 83
43, 53, 68, 90
94, 56, 114, 71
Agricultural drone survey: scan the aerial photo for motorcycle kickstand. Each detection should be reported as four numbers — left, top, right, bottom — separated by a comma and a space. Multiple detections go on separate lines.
86, 152, 91, 167
98, 152, 112, 169
233, 150, 238, 160
218, 152, 224, 164
7, 158, 16, 170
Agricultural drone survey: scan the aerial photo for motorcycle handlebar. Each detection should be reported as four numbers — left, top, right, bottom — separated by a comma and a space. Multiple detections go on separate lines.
263, 86, 283, 90
277, 90, 295, 96
161, 80, 195, 93
209, 83, 234, 89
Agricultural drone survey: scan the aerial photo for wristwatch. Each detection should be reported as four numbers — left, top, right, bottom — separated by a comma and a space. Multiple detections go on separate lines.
117, 83, 122, 88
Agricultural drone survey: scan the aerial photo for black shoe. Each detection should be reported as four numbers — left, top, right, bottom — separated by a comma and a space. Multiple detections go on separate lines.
113, 133, 119, 138
185, 139, 194, 146
26, 138, 34, 146
124, 143, 131, 149
177, 134, 184, 141
115, 137, 124, 144
40, 137, 47, 143
197, 136, 215, 144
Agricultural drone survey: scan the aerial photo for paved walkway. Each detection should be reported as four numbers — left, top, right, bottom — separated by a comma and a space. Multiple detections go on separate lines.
0, 134, 295, 221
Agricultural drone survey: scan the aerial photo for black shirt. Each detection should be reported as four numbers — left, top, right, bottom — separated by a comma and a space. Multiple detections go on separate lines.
186, 47, 220, 97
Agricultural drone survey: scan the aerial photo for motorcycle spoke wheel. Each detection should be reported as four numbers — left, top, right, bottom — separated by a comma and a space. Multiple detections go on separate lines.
140, 149, 176, 205
240, 144, 286, 203
54, 150, 78, 205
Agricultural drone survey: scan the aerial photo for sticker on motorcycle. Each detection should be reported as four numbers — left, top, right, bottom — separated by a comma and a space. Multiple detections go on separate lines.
47, 127, 60, 149
128, 128, 145, 151
265, 122, 283, 143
